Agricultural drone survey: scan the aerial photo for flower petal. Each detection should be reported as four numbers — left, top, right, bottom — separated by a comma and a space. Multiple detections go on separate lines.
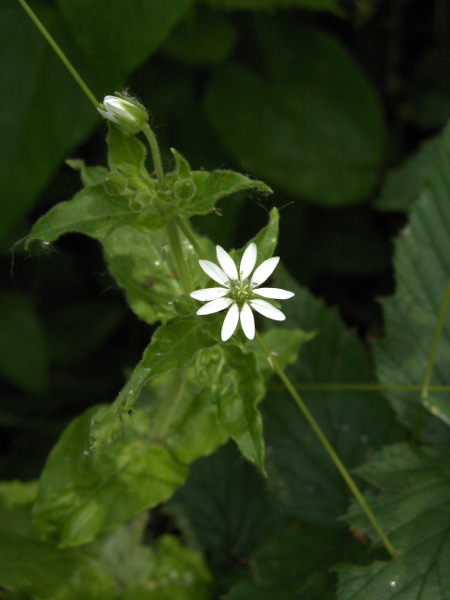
240, 302, 255, 340
104, 97, 134, 119
198, 260, 230, 286
249, 299, 286, 321
190, 287, 228, 301
240, 243, 257, 280
221, 303, 240, 341
97, 108, 119, 124
197, 297, 233, 315
216, 246, 238, 281
253, 287, 294, 300
250, 256, 280, 286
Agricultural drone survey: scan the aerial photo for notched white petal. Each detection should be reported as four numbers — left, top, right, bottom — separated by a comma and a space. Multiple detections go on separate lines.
216, 245, 238, 281
240, 302, 255, 340
249, 299, 286, 321
251, 256, 280, 286
221, 303, 240, 341
253, 287, 294, 299
190, 287, 228, 301
197, 297, 233, 315
198, 260, 229, 286
240, 243, 257, 280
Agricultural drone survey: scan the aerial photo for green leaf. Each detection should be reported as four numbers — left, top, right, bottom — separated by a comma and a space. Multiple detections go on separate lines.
206, 18, 384, 205
247, 328, 315, 382
227, 525, 368, 600
102, 224, 214, 325
162, 5, 237, 65
57, 0, 193, 78
180, 169, 271, 218
337, 444, 450, 599
374, 123, 450, 449
0, 2, 101, 239
214, 346, 266, 472
89, 317, 217, 451
66, 158, 108, 187
0, 532, 115, 599
261, 268, 403, 524
26, 185, 161, 248
204, 0, 342, 13
144, 360, 229, 465
107, 125, 147, 171
0, 480, 39, 539
0, 292, 48, 395
168, 442, 283, 580
32, 406, 189, 546
373, 133, 440, 212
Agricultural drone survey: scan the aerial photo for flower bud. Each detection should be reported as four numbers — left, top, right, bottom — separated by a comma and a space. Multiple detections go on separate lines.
103, 171, 128, 196
173, 178, 197, 202
97, 94, 148, 135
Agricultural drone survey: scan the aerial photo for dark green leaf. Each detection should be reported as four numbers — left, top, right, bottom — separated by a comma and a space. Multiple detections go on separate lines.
168, 442, 283, 573
261, 268, 403, 524
374, 134, 440, 212
206, 19, 384, 205
0, 292, 48, 395
227, 525, 367, 600
337, 444, 450, 599
57, 0, 193, 78
162, 5, 236, 65
0, 2, 101, 239
374, 123, 450, 449
204, 0, 342, 13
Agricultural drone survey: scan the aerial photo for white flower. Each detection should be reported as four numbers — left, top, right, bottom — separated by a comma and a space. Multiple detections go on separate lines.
97, 94, 148, 134
190, 243, 294, 342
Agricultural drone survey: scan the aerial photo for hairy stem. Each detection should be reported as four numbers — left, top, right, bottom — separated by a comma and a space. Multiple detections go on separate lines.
143, 124, 167, 190
255, 332, 398, 559
166, 219, 191, 294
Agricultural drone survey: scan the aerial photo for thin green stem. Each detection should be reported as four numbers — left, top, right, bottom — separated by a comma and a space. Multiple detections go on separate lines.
175, 217, 206, 259
143, 124, 166, 190
166, 219, 191, 293
17, 0, 98, 108
271, 383, 450, 393
255, 332, 398, 559
412, 279, 450, 442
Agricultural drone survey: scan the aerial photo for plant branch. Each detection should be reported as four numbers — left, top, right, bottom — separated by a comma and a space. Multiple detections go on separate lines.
255, 332, 398, 559
143, 124, 167, 190
166, 219, 191, 294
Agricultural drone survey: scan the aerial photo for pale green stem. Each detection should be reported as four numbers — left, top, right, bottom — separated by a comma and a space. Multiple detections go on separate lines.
255, 332, 398, 559
175, 216, 206, 259
17, 0, 98, 108
166, 219, 191, 294
143, 124, 166, 190
413, 279, 450, 442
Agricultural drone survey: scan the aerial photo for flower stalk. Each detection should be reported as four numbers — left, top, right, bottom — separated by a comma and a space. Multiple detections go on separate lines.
166, 219, 191, 294
17, 0, 98, 109
255, 331, 398, 559
143, 123, 167, 191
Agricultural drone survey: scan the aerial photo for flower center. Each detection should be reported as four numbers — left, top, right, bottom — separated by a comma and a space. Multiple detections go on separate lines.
229, 279, 252, 306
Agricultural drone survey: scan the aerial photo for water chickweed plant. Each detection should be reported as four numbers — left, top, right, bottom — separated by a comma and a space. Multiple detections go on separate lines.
2, 1, 450, 598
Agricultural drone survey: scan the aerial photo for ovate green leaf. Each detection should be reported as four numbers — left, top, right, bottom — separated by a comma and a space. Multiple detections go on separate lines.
57, 0, 193, 78
374, 123, 450, 449
206, 18, 384, 205
33, 407, 188, 546
337, 444, 450, 599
